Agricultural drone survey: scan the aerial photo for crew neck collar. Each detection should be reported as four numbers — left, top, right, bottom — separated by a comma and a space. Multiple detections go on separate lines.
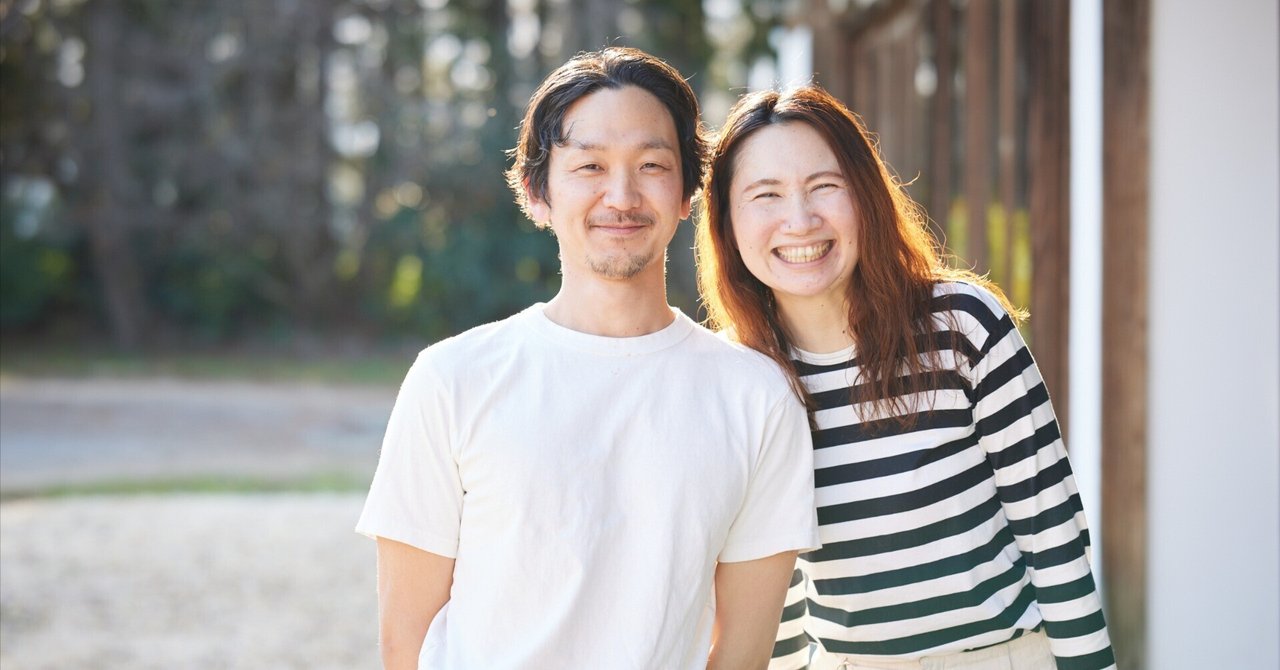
524, 303, 695, 356
792, 342, 856, 365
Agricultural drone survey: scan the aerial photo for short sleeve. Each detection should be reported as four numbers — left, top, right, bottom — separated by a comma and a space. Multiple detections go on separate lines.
719, 392, 821, 563
355, 353, 464, 558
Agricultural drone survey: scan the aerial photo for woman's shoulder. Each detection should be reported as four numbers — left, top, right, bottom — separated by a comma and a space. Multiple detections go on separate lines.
930, 279, 1015, 321
927, 279, 1021, 356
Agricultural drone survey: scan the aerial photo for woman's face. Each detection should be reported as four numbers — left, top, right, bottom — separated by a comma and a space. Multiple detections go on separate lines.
728, 121, 860, 313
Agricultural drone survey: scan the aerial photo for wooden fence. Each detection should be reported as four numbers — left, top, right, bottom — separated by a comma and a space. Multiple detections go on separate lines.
802, 1, 1147, 666
805, 0, 1072, 436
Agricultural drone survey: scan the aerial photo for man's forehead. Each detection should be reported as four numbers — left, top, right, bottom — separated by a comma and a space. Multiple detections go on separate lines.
553, 86, 679, 152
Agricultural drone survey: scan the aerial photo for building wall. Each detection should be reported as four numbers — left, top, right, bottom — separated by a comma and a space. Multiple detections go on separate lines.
1147, 2, 1279, 667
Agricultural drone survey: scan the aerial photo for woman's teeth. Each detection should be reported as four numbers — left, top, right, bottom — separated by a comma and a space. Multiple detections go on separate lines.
774, 241, 833, 263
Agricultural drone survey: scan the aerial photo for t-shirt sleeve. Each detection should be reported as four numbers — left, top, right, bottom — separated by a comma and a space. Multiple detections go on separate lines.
962, 287, 1116, 669
719, 391, 821, 563
355, 352, 464, 558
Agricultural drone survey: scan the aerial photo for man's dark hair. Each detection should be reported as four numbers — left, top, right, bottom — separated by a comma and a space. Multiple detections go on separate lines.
505, 47, 707, 224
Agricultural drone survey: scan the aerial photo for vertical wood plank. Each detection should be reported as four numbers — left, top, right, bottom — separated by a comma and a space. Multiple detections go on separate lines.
963, 0, 993, 270
928, 0, 954, 247
905, 12, 923, 194
997, 0, 1018, 287
1025, 0, 1071, 439
878, 38, 896, 162
809, 0, 848, 102
864, 41, 877, 114
1102, 0, 1150, 666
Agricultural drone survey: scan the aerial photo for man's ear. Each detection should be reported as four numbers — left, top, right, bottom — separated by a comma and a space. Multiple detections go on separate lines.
525, 179, 551, 227
679, 195, 693, 222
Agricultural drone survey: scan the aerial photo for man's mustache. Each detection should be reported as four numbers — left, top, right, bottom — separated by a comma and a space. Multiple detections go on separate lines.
587, 212, 655, 226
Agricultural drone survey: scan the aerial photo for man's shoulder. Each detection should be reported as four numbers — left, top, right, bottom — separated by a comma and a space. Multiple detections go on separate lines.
413, 307, 535, 372
678, 321, 793, 388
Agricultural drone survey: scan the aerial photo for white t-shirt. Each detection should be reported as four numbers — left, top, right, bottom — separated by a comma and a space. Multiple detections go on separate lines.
356, 304, 820, 669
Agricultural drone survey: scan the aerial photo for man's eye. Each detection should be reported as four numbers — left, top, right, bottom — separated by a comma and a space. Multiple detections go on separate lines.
753, 192, 780, 200
576, 164, 602, 172
642, 162, 666, 171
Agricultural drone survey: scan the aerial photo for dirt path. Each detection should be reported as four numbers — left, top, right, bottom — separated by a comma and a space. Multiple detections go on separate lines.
0, 376, 396, 492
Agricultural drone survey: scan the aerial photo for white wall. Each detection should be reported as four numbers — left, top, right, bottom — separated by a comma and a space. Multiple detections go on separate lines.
1148, 2, 1280, 668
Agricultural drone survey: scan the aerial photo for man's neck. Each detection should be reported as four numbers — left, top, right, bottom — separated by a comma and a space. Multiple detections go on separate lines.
543, 268, 674, 337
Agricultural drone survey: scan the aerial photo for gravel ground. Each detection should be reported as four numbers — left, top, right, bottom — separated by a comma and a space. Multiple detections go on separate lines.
0, 493, 379, 669
0, 376, 394, 668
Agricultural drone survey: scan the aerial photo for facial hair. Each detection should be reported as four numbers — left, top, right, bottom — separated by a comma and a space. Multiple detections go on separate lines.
585, 211, 657, 279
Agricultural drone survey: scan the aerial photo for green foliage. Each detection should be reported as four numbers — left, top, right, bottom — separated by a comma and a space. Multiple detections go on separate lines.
358, 199, 560, 341
145, 236, 275, 341
0, 186, 79, 329
0, 0, 761, 349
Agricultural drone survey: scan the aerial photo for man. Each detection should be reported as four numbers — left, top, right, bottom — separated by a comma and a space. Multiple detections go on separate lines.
356, 47, 819, 669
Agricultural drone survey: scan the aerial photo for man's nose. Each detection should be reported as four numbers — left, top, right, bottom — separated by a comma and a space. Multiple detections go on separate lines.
601, 171, 641, 210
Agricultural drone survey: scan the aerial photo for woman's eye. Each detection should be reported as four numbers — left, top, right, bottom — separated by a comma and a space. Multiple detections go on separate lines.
754, 192, 780, 200
577, 164, 602, 172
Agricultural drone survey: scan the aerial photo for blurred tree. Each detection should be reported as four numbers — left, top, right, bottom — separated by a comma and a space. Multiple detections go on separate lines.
0, 0, 779, 349
80, 0, 148, 348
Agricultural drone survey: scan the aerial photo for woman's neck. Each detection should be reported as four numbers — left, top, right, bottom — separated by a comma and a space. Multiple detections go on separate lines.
775, 293, 855, 355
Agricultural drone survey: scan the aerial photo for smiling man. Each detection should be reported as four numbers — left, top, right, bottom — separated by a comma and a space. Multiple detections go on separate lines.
356, 48, 819, 669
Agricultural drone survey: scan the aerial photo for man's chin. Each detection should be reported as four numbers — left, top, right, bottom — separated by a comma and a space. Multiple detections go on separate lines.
588, 252, 654, 280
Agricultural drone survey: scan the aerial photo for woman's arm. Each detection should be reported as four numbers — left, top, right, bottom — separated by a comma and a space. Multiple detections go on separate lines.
961, 287, 1116, 669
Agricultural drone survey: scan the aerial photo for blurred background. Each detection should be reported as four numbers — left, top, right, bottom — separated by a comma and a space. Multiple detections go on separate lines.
0, 0, 1276, 669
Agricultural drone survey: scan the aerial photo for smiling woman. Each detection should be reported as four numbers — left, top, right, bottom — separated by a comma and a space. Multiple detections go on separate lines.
696, 86, 1116, 670
728, 122, 860, 350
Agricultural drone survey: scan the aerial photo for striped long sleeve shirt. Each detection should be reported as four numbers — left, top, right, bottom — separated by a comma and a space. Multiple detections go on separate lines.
771, 281, 1115, 669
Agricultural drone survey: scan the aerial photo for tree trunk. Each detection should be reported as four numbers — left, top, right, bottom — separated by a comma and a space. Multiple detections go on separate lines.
83, 0, 149, 349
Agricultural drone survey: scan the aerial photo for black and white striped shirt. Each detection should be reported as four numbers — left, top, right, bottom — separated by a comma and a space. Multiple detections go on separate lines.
771, 281, 1115, 670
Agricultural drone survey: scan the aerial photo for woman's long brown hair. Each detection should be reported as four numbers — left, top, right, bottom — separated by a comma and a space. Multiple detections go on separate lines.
695, 86, 1022, 423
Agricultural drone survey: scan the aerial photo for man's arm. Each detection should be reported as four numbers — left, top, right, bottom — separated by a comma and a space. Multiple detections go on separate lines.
707, 550, 799, 670
375, 537, 455, 670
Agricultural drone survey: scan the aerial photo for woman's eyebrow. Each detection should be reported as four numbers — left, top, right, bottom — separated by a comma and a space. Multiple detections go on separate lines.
741, 177, 782, 191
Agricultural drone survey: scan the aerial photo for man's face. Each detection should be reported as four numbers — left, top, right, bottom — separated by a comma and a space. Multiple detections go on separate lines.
527, 85, 691, 282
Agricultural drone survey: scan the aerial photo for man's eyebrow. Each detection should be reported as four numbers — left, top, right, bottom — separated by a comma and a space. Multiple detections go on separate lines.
560, 138, 676, 152
563, 139, 602, 151
638, 138, 676, 152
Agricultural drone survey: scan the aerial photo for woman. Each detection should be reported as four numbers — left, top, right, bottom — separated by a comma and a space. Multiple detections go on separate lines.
695, 86, 1116, 669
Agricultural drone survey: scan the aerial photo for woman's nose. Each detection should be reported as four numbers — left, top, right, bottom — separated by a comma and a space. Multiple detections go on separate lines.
779, 196, 821, 233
